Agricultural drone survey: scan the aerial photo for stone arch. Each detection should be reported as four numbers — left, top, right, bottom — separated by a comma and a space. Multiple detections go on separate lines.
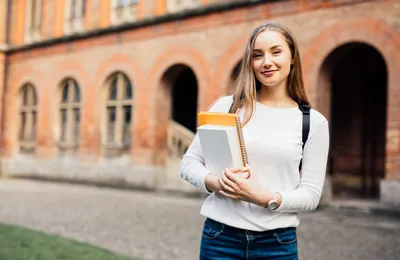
302, 19, 400, 193
302, 19, 400, 122
4, 67, 43, 156
48, 62, 90, 152
90, 55, 144, 156
149, 46, 210, 111
322, 42, 387, 198
159, 64, 198, 133
148, 46, 210, 165
100, 71, 134, 155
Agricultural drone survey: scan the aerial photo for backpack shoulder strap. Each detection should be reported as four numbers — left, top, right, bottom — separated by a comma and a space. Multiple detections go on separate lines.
298, 103, 311, 151
298, 103, 311, 171
228, 95, 235, 113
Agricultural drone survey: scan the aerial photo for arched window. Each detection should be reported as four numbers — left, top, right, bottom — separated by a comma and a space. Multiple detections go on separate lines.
110, 0, 139, 26
166, 0, 201, 13
19, 84, 37, 153
25, 0, 42, 43
104, 72, 132, 156
59, 78, 80, 153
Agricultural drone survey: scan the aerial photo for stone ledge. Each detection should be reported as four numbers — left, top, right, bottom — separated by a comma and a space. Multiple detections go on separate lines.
380, 179, 400, 208
0, 154, 163, 190
319, 197, 400, 218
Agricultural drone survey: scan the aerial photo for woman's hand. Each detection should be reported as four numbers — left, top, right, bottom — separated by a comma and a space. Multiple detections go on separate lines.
218, 164, 269, 207
204, 167, 249, 193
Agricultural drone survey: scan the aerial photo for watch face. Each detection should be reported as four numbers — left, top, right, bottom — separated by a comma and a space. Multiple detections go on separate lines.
268, 201, 278, 210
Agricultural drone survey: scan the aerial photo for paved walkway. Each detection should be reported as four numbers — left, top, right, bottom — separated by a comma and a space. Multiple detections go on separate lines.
0, 178, 399, 260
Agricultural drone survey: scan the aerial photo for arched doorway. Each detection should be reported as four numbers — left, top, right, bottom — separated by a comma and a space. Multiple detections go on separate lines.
319, 43, 387, 199
158, 64, 198, 132
170, 66, 198, 133
158, 64, 198, 192
158, 64, 198, 156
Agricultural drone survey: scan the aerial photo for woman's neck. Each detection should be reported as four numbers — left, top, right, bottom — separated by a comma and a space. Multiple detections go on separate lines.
257, 84, 297, 108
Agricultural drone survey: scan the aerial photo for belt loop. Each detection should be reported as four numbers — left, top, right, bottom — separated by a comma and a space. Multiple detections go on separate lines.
220, 223, 225, 232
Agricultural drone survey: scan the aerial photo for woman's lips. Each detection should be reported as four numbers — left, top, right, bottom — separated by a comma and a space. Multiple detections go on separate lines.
262, 70, 277, 76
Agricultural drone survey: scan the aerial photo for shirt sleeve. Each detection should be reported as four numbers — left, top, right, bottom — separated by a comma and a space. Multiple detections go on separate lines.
179, 97, 229, 193
275, 119, 330, 212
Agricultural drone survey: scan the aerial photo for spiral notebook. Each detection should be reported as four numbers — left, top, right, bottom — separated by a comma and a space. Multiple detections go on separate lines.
197, 112, 248, 177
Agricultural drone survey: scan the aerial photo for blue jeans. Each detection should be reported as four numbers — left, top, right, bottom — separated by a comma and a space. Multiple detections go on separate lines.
200, 218, 298, 260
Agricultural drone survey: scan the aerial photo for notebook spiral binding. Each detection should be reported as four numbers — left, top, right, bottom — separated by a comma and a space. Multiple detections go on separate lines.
235, 115, 248, 167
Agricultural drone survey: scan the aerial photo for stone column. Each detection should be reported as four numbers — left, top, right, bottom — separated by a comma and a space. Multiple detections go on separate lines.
0, 0, 9, 158
381, 126, 400, 207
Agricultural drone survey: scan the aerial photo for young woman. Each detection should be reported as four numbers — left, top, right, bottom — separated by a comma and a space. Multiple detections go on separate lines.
180, 21, 329, 260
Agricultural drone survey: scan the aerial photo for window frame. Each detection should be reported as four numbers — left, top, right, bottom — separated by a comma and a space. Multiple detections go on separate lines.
24, 0, 42, 43
166, 0, 202, 13
58, 78, 81, 153
110, 0, 139, 26
103, 72, 133, 156
70, 0, 86, 20
64, 0, 86, 35
19, 84, 38, 154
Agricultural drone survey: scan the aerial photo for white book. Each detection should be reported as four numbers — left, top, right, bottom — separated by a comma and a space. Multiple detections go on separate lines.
198, 124, 244, 178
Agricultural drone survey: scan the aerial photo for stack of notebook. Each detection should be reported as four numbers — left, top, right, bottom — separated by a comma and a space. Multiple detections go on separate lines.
197, 112, 248, 177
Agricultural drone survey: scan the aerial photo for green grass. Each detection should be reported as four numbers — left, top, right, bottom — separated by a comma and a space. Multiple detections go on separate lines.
0, 222, 136, 260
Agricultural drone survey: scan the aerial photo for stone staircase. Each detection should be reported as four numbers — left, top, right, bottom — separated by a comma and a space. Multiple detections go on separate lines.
163, 121, 199, 193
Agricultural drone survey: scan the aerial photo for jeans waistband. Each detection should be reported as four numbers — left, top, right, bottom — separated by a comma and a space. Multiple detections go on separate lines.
205, 218, 296, 236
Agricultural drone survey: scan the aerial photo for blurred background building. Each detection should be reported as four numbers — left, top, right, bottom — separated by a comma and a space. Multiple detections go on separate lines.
0, 0, 399, 207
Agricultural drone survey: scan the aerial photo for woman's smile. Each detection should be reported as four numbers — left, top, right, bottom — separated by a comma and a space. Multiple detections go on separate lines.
262, 70, 277, 77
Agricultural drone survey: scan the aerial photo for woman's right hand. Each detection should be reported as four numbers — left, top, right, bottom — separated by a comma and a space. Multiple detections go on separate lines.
205, 167, 250, 192
232, 167, 250, 179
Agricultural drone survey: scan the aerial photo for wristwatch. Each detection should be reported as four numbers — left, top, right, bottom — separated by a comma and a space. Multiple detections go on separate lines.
267, 192, 279, 210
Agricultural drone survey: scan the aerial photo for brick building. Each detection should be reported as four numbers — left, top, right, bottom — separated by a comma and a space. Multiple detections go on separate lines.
0, 0, 399, 206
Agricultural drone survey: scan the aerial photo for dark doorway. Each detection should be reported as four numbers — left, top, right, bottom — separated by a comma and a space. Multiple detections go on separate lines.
321, 43, 387, 199
163, 65, 198, 133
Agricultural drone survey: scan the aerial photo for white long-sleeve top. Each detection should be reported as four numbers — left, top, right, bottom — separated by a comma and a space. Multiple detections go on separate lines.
180, 95, 330, 231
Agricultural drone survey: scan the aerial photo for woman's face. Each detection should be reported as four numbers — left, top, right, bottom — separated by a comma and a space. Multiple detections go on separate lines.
252, 30, 292, 90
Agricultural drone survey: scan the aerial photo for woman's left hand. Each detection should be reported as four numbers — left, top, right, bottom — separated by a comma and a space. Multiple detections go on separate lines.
218, 164, 268, 207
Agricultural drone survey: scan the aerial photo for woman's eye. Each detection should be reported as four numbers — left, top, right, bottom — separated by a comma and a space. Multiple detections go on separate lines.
273, 51, 281, 55
253, 54, 262, 58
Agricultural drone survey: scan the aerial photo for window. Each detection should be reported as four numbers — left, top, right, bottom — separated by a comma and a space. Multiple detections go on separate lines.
110, 0, 139, 25
64, 0, 86, 35
25, 0, 42, 42
58, 78, 80, 153
104, 72, 133, 156
19, 84, 37, 153
166, 0, 202, 13
70, 0, 86, 20
117, 0, 138, 7
30, 0, 42, 30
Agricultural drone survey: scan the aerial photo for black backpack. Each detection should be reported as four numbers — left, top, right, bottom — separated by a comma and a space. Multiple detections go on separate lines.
228, 98, 310, 171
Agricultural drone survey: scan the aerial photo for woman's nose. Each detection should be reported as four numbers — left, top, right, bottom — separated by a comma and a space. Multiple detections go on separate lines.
263, 55, 273, 67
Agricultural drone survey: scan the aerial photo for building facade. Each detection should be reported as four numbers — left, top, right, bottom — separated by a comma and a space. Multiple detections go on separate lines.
0, 0, 399, 206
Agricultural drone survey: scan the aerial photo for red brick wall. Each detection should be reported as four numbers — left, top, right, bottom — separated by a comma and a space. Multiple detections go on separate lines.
0, 52, 4, 156
0, 0, 7, 158
0, 0, 7, 45
3, 0, 400, 181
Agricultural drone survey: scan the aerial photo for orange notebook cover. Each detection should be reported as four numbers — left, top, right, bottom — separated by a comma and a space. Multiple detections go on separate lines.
198, 112, 248, 166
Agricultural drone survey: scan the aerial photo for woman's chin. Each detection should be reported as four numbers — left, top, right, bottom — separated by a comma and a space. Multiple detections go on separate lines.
259, 81, 281, 88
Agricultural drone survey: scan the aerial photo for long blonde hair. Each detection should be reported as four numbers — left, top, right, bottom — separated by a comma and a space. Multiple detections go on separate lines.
231, 21, 310, 125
